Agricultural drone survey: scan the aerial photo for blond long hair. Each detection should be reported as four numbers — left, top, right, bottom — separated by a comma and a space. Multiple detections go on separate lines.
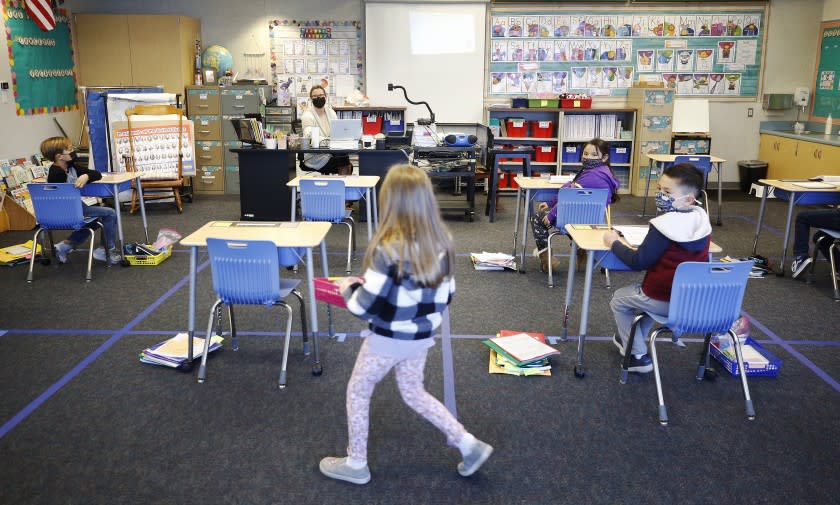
364, 164, 454, 287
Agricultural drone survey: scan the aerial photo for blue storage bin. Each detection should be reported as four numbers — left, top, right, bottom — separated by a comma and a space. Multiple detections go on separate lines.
710, 336, 781, 377
609, 145, 631, 163
562, 144, 580, 162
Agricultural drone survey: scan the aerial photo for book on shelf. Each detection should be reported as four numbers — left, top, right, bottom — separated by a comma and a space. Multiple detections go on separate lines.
482, 330, 559, 367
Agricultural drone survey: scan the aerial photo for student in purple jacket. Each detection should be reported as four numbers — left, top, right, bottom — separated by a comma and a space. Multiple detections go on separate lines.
532, 138, 620, 272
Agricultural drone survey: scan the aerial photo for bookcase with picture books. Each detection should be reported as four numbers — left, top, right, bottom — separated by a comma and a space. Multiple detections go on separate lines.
485, 107, 636, 194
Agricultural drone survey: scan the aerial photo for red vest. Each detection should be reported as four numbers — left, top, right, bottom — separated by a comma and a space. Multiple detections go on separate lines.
641, 237, 710, 301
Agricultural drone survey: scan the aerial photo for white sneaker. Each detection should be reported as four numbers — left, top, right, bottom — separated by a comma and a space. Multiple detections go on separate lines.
791, 256, 812, 279
54, 242, 73, 264
93, 247, 122, 264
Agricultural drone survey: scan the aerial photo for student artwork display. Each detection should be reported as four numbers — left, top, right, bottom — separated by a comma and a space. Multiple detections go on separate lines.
487, 9, 764, 98
268, 19, 363, 116
2, 1, 78, 115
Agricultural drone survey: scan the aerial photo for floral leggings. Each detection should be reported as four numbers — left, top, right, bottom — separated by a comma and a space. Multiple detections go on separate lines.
346, 338, 466, 462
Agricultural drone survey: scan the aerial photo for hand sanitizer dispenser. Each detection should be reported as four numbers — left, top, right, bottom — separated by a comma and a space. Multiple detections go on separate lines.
794, 87, 810, 107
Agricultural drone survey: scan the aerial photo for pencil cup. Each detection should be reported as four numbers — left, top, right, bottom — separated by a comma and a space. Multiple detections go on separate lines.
299, 137, 310, 149
264, 138, 277, 149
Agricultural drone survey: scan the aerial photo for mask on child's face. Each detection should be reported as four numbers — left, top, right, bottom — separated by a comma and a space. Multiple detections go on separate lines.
581, 158, 602, 170
654, 191, 689, 213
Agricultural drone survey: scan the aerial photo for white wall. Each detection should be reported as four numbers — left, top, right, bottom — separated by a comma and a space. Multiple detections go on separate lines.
0, 0, 828, 185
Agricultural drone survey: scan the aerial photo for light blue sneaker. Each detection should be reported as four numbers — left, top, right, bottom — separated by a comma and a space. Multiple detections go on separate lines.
93, 247, 122, 264
458, 439, 493, 477
319, 457, 371, 485
54, 242, 73, 264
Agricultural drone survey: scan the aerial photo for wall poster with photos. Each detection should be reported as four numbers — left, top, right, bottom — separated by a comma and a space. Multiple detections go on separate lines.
268, 19, 364, 118
487, 7, 766, 99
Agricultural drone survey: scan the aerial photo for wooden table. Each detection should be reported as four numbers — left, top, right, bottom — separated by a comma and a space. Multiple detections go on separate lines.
642, 154, 726, 225
562, 224, 722, 378
287, 174, 380, 241
82, 172, 148, 251
750, 179, 840, 275
180, 221, 332, 376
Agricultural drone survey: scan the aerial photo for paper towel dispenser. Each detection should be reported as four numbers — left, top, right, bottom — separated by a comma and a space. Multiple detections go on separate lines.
762, 93, 793, 110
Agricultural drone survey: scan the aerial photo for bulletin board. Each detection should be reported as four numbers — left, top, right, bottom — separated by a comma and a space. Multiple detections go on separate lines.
268, 19, 363, 117
487, 5, 767, 99
811, 20, 840, 120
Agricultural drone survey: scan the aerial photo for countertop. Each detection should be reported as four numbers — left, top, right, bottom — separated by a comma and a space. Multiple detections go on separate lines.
759, 121, 840, 147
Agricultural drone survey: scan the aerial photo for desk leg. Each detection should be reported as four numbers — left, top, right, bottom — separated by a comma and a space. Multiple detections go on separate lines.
290, 187, 297, 222
778, 195, 797, 276
751, 188, 769, 255
372, 187, 379, 229
561, 242, 577, 342
574, 250, 595, 379
467, 174, 475, 222
306, 247, 322, 376
186, 246, 197, 374
321, 240, 335, 338
512, 186, 522, 258
715, 162, 723, 226
487, 164, 499, 222
111, 183, 125, 253
640, 159, 656, 218
519, 189, 531, 273
365, 188, 373, 242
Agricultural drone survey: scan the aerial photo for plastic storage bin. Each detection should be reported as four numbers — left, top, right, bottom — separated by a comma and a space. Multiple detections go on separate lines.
560, 97, 592, 108
562, 144, 580, 162
531, 120, 555, 138
511, 98, 529, 108
505, 119, 528, 137
610, 145, 631, 163
528, 98, 559, 108
710, 336, 781, 377
535, 145, 557, 163
125, 245, 173, 266
362, 114, 383, 135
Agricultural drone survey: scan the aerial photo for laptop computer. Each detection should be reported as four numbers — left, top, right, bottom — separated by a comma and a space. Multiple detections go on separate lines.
329, 118, 362, 149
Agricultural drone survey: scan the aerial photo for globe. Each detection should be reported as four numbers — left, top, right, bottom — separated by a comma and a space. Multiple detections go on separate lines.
202, 45, 233, 76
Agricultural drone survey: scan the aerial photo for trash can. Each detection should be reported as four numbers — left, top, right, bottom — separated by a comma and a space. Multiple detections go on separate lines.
738, 160, 768, 194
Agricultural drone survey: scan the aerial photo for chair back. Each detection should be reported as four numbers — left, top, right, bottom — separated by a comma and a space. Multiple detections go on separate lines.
674, 155, 712, 184
299, 179, 347, 223
666, 261, 751, 337
28, 183, 86, 230
554, 188, 609, 230
206, 238, 281, 306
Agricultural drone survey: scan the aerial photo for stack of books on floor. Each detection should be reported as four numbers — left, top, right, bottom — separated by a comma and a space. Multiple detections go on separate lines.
470, 252, 516, 271
0, 241, 41, 267
139, 332, 224, 368
483, 330, 559, 376
720, 255, 773, 278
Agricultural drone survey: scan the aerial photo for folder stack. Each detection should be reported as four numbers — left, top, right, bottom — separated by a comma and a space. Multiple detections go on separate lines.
483, 330, 559, 376
470, 251, 516, 271
139, 332, 224, 368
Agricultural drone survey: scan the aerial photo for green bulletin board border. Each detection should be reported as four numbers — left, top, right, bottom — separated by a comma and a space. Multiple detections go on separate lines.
487, 4, 768, 100
811, 19, 840, 121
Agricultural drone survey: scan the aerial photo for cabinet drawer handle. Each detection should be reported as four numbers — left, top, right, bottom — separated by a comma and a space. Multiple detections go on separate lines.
233, 105, 246, 108
199, 130, 211, 134
818, 149, 822, 160
200, 155, 213, 159
198, 104, 208, 108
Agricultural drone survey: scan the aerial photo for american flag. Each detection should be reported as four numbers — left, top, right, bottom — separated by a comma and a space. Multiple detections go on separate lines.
25, 0, 56, 32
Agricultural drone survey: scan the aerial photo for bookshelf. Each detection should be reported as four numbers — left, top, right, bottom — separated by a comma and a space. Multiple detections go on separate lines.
485, 107, 636, 194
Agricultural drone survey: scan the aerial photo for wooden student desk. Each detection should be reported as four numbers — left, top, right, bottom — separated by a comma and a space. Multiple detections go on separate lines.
81, 172, 148, 251
287, 174, 380, 241
561, 224, 722, 378
642, 153, 726, 225
511, 175, 574, 272
180, 220, 332, 376
750, 179, 840, 275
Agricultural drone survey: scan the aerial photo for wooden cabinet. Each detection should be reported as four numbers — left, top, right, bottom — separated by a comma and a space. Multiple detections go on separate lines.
759, 134, 840, 179
74, 14, 200, 93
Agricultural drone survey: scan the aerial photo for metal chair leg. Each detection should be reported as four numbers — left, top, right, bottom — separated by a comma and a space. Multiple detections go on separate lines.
277, 301, 294, 389
619, 314, 646, 384
829, 243, 840, 301
342, 220, 354, 273
806, 234, 827, 284
227, 305, 237, 350
26, 228, 43, 282
84, 228, 96, 282
292, 289, 309, 356
696, 333, 713, 380
198, 299, 224, 383
649, 328, 669, 425
729, 329, 756, 420
546, 231, 559, 288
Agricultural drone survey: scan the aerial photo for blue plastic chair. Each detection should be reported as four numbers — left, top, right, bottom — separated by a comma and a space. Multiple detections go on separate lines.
299, 178, 355, 273
620, 261, 754, 425
26, 183, 107, 283
674, 155, 712, 208
546, 188, 609, 287
197, 239, 308, 389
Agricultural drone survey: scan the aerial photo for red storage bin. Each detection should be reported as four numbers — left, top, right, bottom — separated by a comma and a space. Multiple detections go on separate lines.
361, 114, 383, 135
509, 174, 520, 189
531, 120, 555, 138
535, 145, 557, 163
560, 97, 592, 109
505, 119, 528, 137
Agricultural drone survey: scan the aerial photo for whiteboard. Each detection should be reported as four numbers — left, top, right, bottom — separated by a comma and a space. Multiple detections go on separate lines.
365, 2, 486, 123
672, 99, 709, 133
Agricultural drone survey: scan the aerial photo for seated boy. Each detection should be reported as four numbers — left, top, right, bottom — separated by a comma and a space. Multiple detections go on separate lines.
602, 163, 712, 372
41, 136, 121, 264
789, 207, 840, 278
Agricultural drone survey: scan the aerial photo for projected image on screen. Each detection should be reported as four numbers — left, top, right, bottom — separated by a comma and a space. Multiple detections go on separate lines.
410, 11, 475, 55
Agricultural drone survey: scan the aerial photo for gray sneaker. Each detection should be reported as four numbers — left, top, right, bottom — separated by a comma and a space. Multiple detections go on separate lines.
319, 457, 370, 485
54, 242, 73, 264
458, 439, 493, 477
791, 256, 812, 279
93, 247, 122, 265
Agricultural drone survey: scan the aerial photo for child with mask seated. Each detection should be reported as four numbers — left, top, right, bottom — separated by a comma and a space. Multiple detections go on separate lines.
602, 163, 711, 373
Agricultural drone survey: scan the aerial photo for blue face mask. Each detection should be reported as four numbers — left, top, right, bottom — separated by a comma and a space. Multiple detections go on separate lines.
581, 158, 602, 170
654, 191, 689, 213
